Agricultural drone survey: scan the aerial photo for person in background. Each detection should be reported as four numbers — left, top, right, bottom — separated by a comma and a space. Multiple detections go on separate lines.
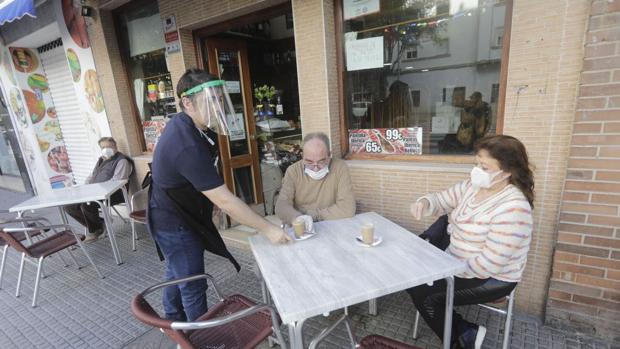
148, 69, 290, 322
408, 135, 534, 349
275, 132, 356, 233
65, 137, 133, 242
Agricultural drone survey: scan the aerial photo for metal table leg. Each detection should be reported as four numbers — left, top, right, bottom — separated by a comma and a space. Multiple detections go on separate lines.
443, 276, 455, 349
59, 207, 103, 278
288, 319, 306, 349
96, 200, 123, 265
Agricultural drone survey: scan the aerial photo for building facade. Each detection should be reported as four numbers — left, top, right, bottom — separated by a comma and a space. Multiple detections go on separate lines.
0, 0, 618, 342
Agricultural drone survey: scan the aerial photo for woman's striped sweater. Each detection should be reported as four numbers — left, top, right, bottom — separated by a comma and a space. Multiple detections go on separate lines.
420, 180, 533, 282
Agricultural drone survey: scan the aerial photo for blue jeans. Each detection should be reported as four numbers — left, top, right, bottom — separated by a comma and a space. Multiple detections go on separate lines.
153, 223, 207, 321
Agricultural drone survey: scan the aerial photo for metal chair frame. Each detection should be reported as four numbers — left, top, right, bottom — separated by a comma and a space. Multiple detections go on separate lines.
412, 288, 516, 349
128, 187, 148, 251
133, 273, 287, 349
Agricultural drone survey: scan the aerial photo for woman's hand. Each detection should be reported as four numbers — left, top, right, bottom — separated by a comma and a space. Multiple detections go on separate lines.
263, 225, 292, 244
410, 199, 429, 220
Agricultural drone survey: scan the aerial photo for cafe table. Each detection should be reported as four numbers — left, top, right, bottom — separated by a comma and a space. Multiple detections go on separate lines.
9, 180, 129, 265
249, 212, 466, 349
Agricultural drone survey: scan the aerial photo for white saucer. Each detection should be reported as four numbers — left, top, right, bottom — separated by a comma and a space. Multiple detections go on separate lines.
286, 227, 317, 241
355, 236, 383, 247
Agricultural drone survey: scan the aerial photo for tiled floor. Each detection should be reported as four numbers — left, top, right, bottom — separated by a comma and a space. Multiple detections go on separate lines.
0, 188, 616, 349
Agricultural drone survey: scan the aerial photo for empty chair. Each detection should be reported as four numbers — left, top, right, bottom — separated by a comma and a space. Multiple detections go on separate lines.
131, 273, 287, 349
0, 224, 103, 307
128, 187, 148, 251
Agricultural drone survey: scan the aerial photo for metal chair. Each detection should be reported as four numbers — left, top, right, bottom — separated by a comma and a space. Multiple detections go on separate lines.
128, 187, 148, 251
412, 288, 517, 349
131, 273, 287, 349
309, 313, 422, 349
0, 224, 103, 307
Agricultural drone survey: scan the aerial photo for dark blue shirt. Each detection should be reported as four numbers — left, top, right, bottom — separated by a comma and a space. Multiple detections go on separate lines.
149, 112, 224, 230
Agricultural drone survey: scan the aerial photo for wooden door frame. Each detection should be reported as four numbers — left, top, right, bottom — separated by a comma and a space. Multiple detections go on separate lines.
203, 38, 264, 204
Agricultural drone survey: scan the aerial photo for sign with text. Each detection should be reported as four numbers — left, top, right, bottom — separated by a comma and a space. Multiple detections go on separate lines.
143, 120, 167, 152
349, 128, 423, 155
164, 31, 180, 54
345, 36, 384, 71
343, 0, 380, 20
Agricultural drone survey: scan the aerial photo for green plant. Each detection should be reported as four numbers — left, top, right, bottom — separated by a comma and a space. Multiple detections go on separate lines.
254, 85, 276, 102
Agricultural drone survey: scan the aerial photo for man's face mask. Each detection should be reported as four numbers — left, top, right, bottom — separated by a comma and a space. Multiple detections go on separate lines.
181, 80, 239, 136
101, 147, 115, 158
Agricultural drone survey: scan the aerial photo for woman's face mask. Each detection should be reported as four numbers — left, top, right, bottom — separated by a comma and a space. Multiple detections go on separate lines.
470, 166, 506, 189
305, 166, 329, 180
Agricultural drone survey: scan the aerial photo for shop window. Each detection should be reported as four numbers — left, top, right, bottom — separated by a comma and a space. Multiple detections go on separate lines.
339, 0, 510, 157
114, 0, 176, 152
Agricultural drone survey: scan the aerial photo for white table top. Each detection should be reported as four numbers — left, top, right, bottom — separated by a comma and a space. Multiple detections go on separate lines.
9, 180, 128, 212
250, 212, 467, 324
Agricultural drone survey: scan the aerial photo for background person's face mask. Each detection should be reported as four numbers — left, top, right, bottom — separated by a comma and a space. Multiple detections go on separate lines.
470, 166, 505, 189
101, 147, 115, 158
305, 166, 329, 180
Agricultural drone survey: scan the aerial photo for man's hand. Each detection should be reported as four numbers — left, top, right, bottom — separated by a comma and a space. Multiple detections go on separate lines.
263, 225, 292, 244
295, 215, 314, 233
410, 199, 430, 221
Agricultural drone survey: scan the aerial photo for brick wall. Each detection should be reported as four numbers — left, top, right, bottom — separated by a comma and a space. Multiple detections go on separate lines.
546, 0, 620, 342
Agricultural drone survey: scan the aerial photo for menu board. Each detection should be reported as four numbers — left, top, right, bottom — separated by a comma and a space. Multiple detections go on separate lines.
349, 128, 422, 155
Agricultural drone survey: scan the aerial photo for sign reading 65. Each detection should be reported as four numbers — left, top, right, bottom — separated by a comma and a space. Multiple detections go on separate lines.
365, 141, 382, 153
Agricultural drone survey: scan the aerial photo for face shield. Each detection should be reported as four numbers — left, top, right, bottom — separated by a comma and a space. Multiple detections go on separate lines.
181, 80, 238, 136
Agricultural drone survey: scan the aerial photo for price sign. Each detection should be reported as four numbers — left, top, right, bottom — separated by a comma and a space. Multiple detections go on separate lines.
349, 128, 423, 155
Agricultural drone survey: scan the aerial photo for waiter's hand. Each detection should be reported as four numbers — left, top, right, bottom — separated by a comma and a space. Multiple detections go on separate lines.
264, 225, 292, 244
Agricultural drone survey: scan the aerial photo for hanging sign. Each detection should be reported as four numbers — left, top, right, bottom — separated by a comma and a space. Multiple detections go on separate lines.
164, 31, 180, 54
227, 112, 246, 141
343, 0, 380, 20
349, 128, 423, 155
345, 36, 384, 71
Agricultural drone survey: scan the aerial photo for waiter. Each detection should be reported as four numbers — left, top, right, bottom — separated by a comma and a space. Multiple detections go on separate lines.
148, 68, 290, 322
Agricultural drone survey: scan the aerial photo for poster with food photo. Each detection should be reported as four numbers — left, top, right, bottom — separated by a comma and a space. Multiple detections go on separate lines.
349, 127, 423, 155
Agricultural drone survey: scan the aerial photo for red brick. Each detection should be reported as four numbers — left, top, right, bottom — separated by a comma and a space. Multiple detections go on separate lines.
556, 243, 611, 258
587, 27, 620, 44
613, 251, 620, 260
557, 232, 584, 244
596, 171, 620, 181
589, 13, 620, 30
599, 146, 620, 157
576, 110, 620, 122
563, 203, 617, 215
560, 213, 586, 223
576, 97, 607, 109
571, 134, 620, 146
581, 70, 612, 84
582, 58, 620, 71
564, 180, 620, 192
614, 71, 620, 82
584, 236, 620, 249
555, 262, 605, 277
559, 271, 575, 282
591, 193, 620, 205
556, 251, 580, 263
591, 0, 620, 15
584, 43, 616, 58
608, 269, 620, 281
580, 255, 620, 270
603, 122, 620, 133
549, 280, 603, 298
603, 290, 620, 302
576, 275, 620, 290
573, 123, 603, 134
569, 147, 598, 157
563, 192, 590, 202
566, 170, 594, 180
608, 97, 620, 108
548, 289, 572, 301
558, 223, 614, 237
573, 295, 620, 311
588, 215, 620, 227
548, 299, 598, 316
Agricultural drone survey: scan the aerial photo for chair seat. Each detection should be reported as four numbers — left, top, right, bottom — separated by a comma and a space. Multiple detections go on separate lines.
27, 231, 83, 258
188, 294, 273, 349
129, 210, 146, 222
359, 335, 423, 349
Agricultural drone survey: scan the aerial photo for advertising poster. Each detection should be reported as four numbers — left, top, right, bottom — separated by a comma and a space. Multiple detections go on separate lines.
345, 36, 384, 71
143, 120, 167, 152
349, 128, 423, 155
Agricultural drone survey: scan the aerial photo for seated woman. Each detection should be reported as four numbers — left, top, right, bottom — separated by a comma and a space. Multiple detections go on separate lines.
408, 135, 534, 349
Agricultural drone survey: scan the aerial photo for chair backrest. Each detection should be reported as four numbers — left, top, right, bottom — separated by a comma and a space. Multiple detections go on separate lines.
0, 230, 30, 255
131, 188, 149, 212
131, 293, 195, 349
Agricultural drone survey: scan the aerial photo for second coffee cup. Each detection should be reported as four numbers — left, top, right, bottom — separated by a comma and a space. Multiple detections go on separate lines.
361, 223, 374, 245
293, 218, 305, 238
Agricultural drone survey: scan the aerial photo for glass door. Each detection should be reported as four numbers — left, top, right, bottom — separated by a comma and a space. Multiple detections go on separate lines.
0, 91, 32, 193
204, 38, 263, 205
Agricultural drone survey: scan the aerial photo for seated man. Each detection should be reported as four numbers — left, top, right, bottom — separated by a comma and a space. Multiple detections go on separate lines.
275, 132, 355, 232
65, 137, 133, 241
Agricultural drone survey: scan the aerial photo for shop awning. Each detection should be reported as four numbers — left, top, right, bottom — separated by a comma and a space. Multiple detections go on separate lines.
0, 0, 36, 26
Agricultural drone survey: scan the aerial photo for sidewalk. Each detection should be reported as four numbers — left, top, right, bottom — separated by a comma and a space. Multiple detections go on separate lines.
0, 188, 614, 349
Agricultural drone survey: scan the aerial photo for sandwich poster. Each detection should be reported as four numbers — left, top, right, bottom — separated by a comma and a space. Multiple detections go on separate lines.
349, 128, 422, 155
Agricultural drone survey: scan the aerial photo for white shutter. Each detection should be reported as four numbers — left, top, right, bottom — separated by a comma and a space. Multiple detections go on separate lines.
39, 40, 96, 184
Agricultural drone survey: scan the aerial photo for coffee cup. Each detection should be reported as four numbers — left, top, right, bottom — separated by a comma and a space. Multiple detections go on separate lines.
361, 223, 374, 245
293, 218, 305, 238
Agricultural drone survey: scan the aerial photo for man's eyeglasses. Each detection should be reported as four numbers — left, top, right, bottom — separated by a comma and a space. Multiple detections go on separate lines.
303, 159, 329, 170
